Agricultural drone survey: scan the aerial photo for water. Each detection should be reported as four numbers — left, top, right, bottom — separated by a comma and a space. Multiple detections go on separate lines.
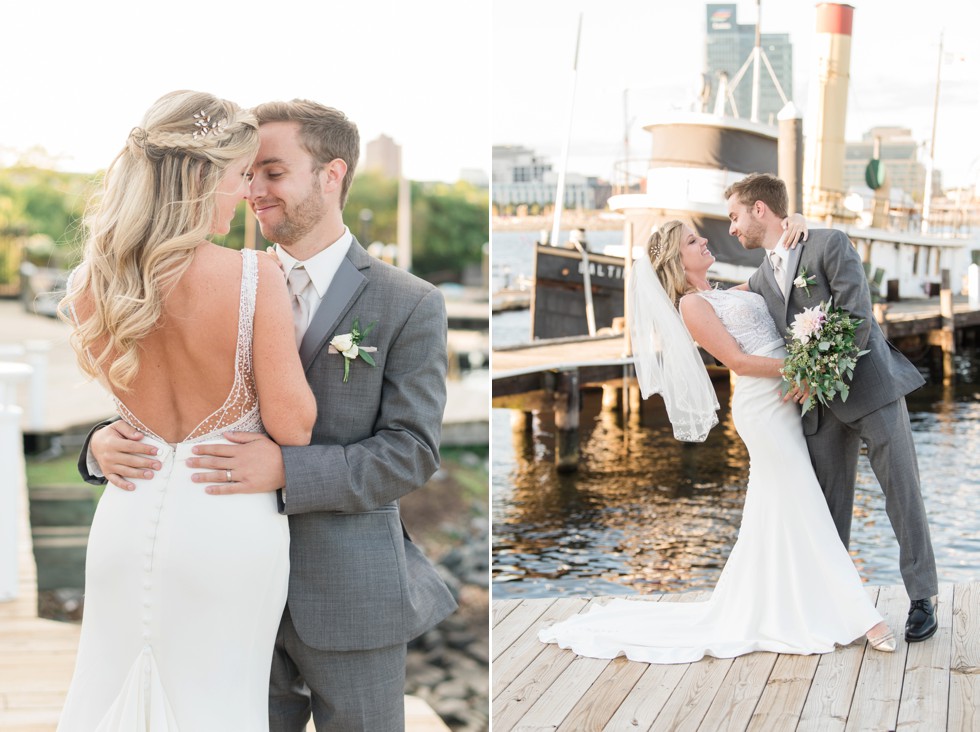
491, 228, 980, 599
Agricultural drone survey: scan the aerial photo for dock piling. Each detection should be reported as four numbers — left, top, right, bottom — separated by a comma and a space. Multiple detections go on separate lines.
554, 370, 581, 473
934, 269, 957, 382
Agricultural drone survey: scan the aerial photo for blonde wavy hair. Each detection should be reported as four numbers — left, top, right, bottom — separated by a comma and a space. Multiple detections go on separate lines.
60, 90, 258, 391
647, 220, 693, 306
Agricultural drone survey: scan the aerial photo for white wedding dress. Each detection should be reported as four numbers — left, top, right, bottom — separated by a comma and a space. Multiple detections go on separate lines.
58, 250, 289, 730
539, 288, 883, 664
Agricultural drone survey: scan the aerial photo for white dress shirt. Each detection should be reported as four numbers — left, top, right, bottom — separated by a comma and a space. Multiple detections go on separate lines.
276, 227, 354, 331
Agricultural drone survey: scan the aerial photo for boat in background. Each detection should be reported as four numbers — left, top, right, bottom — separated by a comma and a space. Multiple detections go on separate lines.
528, 2, 975, 341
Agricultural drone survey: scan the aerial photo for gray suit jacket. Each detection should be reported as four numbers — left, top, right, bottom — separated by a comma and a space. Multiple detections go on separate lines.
747, 228, 924, 434
276, 238, 456, 652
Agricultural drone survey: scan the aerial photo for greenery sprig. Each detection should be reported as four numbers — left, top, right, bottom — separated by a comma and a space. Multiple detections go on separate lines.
780, 299, 870, 414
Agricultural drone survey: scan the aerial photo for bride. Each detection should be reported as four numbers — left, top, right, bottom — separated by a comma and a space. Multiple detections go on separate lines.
58, 90, 315, 729
539, 220, 895, 663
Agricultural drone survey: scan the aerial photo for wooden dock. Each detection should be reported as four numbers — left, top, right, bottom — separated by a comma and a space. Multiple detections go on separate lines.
491, 294, 980, 421
0, 465, 449, 731
492, 333, 632, 399
492, 295, 980, 397
492, 582, 980, 731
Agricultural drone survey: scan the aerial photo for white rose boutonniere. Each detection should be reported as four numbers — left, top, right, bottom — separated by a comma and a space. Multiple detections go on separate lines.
793, 267, 817, 297
329, 317, 377, 382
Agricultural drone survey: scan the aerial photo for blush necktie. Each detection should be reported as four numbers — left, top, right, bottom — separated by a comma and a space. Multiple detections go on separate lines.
287, 266, 312, 348
769, 250, 787, 298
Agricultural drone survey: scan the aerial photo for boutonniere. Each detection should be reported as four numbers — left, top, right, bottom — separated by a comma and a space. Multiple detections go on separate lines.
793, 268, 817, 297
329, 317, 378, 383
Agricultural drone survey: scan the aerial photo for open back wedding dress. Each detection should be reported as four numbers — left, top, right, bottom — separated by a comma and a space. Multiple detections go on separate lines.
539, 288, 883, 664
59, 249, 289, 730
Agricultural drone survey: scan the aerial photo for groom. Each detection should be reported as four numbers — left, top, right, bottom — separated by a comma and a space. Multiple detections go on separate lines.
725, 173, 939, 643
80, 100, 457, 730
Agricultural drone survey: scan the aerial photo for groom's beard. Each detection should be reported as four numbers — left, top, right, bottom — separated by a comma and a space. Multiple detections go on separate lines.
257, 177, 326, 247
739, 217, 766, 249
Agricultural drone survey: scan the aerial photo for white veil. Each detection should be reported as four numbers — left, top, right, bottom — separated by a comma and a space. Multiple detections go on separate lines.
628, 255, 719, 442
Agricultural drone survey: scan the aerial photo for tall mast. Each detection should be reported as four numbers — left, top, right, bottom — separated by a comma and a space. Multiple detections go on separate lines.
750, 0, 762, 122
550, 13, 583, 250
921, 30, 944, 234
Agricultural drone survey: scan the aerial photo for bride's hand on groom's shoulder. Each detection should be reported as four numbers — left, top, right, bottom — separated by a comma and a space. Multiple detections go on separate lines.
779, 214, 809, 250
188, 432, 286, 495
92, 422, 162, 491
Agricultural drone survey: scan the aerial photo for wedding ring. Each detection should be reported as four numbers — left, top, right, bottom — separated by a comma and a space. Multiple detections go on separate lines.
226, 469, 233, 483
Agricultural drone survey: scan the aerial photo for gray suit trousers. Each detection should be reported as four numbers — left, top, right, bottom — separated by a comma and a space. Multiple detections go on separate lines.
806, 397, 938, 601
269, 607, 406, 732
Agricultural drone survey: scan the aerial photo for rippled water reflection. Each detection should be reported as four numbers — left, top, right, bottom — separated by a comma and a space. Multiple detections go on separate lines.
492, 349, 980, 599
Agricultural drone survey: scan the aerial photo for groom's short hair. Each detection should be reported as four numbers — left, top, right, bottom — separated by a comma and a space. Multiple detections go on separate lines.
253, 99, 360, 209
725, 173, 788, 219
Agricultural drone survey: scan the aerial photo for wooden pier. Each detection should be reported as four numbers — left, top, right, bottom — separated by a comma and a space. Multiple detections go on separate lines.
492, 582, 980, 731
491, 295, 980, 470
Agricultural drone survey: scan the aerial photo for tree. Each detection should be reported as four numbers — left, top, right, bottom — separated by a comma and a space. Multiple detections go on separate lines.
343, 172, 488, 283
410, 181, 487, 283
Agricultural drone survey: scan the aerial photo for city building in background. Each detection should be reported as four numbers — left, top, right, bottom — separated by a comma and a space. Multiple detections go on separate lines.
843, 126, 940, 202
704, 3, 792, 124
492, 145, 610, 211
364, 133, 402, 179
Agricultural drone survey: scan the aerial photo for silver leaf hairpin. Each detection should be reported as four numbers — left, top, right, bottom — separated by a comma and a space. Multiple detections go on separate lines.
649, 237, 664, 261
192, 110, 226, 139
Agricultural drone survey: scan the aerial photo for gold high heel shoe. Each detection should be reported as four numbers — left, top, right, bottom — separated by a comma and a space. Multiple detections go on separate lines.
867, 625, 896, 653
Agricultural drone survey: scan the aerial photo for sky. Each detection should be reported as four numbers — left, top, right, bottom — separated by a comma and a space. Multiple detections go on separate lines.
493, 0, 980, 191
1, 0, 490, 183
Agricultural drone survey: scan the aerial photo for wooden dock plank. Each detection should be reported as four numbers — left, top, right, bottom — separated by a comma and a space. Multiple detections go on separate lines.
747, 653, 821, 731
796, 586, 880, 732
556, 656, 647, 731
598, 593, 702, 731
600, 662, 690, 731
511, 653, 613, 731
948, 581, 980, 732
845, 583, 910, 732
493, 599, 557, 661
493, 599, 605, 731
648, 655, 735, 731
493, 598, 589, 699
551, 596, 669, 731
897, 582, 954, 730
493, 598, 523, 627
698, 651, 778, 731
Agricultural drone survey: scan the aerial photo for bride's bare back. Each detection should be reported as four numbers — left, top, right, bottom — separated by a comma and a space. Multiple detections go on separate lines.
75, 242, 314, 445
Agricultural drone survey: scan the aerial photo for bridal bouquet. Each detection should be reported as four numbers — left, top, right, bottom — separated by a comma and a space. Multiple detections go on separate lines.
780, 299, 870, 414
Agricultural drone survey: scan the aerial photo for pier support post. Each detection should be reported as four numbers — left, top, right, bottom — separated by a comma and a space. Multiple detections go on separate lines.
510, 410, 533, 434
627, 385, 642, 414
554, 370, 580, 473
601, 384, 621, 412
939, 269, 956, 383
873, 303, 889, 339
510, 410, 535, 459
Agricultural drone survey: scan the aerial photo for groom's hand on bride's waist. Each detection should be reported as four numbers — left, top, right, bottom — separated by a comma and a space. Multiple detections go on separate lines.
188, 432, 286, 495
91, 421, 162, 492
